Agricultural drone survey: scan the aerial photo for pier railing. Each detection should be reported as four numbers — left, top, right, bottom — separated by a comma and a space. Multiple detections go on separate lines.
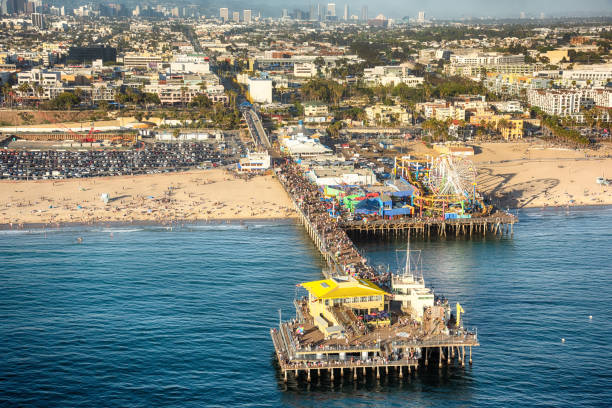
281, 357, 420, 371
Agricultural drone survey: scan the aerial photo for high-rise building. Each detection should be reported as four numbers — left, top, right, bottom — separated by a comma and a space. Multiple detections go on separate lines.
343, 4, 348, 21
220, 7, 229, 21
232, 11, 239, 21
326, 3, 335, 18
3, 0, 27, 14
282, 8, 288, 18
520, 11, 526, 19
31, 12, 44, 28
243, 9, 251, 23
417, 11, 425, 23
361, 5, 367, 21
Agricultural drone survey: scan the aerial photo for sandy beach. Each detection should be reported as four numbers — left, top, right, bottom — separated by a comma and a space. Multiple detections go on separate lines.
472, 142, 612, 208
0, 169, 297, 226
397, 140, 612, 208
1, 141, 611, 227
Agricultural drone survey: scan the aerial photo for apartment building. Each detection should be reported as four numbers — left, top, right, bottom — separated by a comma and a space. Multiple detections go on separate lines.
365, 104, 411, 125
17, 69, 61, 87
484, 73, 551, 96
293, 62, 316, 78
561, 65, 612, 86
527, 89, 590, 117
432, 106, 466, 121
123, 54, 163, 69
304, 102, 329, 117
450, 53, 525, 65
500, 119, 524, 140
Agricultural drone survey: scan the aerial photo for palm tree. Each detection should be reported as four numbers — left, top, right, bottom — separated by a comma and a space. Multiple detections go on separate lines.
18, 83, 31, 99
180, 86, 188, 108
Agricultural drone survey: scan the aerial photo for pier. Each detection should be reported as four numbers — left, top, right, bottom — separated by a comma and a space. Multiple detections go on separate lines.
271, 161, 480, 383
341, 215, 516, 239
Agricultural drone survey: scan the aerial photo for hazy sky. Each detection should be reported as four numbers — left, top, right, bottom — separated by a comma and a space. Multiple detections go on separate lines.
253, 0, 612, 19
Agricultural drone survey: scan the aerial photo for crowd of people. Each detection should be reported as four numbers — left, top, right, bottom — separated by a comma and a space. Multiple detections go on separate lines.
277, 161, 387, 285
0, 142, 235, 180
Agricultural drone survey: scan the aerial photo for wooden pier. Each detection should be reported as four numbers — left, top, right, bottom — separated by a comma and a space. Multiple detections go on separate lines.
341, 214, 517, 239
272, 164, 481, 384
271, 322, 479, 382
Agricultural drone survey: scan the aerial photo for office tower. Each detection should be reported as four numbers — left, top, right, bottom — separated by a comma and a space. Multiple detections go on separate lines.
220, 7, 229, 21
243, 9, 251, 23
282, 8, 288, 18
520, 11, 526, 19
326, 3, 335, 18
361, 5, 367, 21
232, 11, 239, 21
31, 12, 44, 28
309, 4, 315, 20
417, 11, 425, 23
343, 4, 348, 20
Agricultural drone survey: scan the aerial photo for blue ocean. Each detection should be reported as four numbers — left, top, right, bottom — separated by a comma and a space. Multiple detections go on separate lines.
1, 207, 611, 407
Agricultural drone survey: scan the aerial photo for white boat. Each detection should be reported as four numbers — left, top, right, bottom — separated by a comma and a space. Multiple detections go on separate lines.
390, 238, 435, 321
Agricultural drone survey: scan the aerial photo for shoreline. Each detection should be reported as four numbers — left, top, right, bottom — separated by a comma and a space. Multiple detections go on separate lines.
0, 168, 298, 226
3, 204, 610, 231
0, 216, 298, 231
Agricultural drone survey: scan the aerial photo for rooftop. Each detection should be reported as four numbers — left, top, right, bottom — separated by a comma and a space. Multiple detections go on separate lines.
299, 277, 388, 300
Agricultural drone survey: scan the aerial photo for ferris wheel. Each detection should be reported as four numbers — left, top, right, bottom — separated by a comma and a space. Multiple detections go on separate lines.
426, 155, 477, 197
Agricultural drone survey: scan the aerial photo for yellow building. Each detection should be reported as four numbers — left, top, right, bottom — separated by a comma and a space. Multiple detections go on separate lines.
500, 119, 524, 140
469, 112, 524, 140
299, 277, 388, 337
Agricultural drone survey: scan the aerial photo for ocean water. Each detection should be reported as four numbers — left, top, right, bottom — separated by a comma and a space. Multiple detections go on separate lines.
0, 208, 611, 407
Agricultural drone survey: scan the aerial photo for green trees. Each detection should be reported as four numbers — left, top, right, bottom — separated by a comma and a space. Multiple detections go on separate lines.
189, 94, 212, 109
533, 109, 591, 147
18, 82, 31, 95
301, 79, 344, 105
313, 57, 325, 76
115, 87, 160, 106
422, 119, 449, 142
49, 92, 80, 110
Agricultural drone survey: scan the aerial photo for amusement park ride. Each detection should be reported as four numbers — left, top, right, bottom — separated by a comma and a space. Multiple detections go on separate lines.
393, 155, 492, 218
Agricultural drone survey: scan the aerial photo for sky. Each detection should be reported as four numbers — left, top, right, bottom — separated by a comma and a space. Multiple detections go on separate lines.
247, 0, 612, 19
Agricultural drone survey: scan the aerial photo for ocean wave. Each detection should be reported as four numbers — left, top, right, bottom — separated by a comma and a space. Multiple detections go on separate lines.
99, 228, 144, 233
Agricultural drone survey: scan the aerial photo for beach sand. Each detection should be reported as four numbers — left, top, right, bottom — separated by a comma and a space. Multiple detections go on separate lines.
400, 140, 612, 208
2, 141, 611, 227
472, 142, 612, 208
0, 169, 297, 226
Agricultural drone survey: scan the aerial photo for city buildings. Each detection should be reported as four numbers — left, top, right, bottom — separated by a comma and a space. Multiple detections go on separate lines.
220, 7, 228, 21
360, 6, 367, 21
527, 88, 611, 121
417, 11, 425, 23
67, 46, 117, 64
248, 77, 273, 104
